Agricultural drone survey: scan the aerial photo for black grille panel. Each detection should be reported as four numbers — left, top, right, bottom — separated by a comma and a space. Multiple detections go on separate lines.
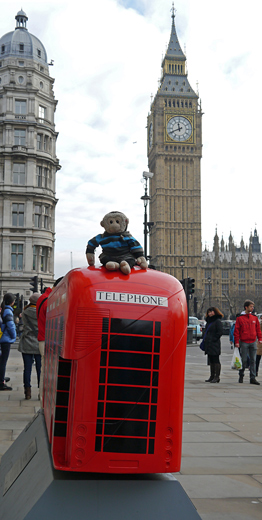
95, 318, 161, 454
54, 358, 71, 437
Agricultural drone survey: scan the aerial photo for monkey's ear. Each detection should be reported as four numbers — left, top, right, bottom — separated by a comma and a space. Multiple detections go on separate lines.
125, 218, 129, 226
100, 219, 105, 228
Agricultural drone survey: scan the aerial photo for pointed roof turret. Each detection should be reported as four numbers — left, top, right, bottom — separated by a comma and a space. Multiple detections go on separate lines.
158, 5, 197, 99
166, 4, 186, 60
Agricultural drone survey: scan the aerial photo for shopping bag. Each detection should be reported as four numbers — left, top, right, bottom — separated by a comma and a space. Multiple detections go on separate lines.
231, 347, 242, 370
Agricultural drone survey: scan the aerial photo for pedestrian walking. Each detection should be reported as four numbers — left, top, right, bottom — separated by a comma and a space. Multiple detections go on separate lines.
0, 293, 16, 390
234, 300, 262, 385
18, 293, 41, 399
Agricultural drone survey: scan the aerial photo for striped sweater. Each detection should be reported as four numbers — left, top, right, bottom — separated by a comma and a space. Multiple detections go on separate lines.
86, 231, 144, 260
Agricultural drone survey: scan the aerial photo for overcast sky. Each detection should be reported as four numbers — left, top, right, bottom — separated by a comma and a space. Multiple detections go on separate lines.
1, 0, 262, 277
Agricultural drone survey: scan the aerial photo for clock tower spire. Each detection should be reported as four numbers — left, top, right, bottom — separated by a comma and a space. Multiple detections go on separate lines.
147, 8, 202, 283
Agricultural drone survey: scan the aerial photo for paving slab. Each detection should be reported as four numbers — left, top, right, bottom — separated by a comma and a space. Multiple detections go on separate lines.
182, 442, 262, 457
174, 475, 262, 499
179, 456, 262, 475
182, 431, 245, 443
192, 498, 262, 520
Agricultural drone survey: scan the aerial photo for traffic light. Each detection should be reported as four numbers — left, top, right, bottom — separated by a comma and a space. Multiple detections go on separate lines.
188, 277, 195, 296
29, 275, 38, 293
194, 296, 198, 315
180, 278, 187, 292
14, 293, 19, 310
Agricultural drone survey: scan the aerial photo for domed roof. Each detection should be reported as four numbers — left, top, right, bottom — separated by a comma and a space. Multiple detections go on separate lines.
0, 10, 47, 65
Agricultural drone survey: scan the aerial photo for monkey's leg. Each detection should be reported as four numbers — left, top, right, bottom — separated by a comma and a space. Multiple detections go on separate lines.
105, 261, 120, 271
119, 261, 131, 275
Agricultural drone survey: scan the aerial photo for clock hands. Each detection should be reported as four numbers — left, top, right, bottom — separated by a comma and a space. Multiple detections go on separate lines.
167, 116, 192, 141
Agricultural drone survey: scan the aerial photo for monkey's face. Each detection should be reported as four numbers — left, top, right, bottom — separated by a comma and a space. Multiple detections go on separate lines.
103, 216, 126, 234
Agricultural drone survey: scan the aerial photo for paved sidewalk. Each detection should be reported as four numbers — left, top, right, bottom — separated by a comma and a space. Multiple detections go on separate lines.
0, 345, 262, 520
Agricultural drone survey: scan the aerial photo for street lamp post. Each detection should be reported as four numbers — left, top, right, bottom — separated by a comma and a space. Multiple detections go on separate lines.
207, 276, 211, 307
141, 171, 154, 260
180, 258, 185, 280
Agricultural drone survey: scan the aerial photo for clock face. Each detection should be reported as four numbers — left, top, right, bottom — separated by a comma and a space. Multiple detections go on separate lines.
149, 122, 153, 148
166, 116, 192, 142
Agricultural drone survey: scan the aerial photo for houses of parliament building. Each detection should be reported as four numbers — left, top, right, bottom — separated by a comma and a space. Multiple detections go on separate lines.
147, 9, 262, 318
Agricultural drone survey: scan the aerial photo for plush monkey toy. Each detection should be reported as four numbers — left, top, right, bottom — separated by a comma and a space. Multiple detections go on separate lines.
86, 211, 148, 275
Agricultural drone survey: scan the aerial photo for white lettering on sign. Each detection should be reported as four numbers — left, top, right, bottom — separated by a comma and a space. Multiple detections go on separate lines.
96, 291, 168, 307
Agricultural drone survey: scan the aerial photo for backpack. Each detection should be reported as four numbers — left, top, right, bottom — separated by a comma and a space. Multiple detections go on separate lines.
0, 314, 13, 340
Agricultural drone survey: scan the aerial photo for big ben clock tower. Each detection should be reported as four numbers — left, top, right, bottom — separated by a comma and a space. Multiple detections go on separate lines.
148, 7, 202, 284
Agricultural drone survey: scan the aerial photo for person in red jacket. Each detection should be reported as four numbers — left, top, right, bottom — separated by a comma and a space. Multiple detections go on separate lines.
36, 277, 63, 404
234, 300, 262, 385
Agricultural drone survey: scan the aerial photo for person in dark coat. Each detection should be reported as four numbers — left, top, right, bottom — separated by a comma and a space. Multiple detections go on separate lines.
203, 307, 223, 383
18, 293, 41, 399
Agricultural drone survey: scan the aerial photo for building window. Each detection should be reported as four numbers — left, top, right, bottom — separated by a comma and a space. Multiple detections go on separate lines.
205, 270, 211, 279
19, 44, 24, 53
12, 203, 24, 227
255, 285, 261, 295
34, 205, 41, 227
239, 284, 246, 293
14, 129, 26, 146
36, 166, 42, 187
44, 206, 50, 229
40, 246, 48, 272
43, 168, 48, 188
11, 244, 23, 270
1, 45, 5, 54
44, 135, 49, 151
37, 166, 49, 188
33, 246, 37, 271
255, 271, 262, 280
37, 49, 41, 58
238, 271, 245, 279
37, 134, 43, 150
222, 284, 229, 295
222, 270, 228, 279
15, 100, 26, 115
39, 105, 46, 122
205, 284, 212, 295
13, 163, 25, 184
44, 168, 49, 188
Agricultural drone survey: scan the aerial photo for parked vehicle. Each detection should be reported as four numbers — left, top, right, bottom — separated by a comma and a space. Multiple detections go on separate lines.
221, 320, 233, 335
188, 316, 202, 340
199, 319, 206, 332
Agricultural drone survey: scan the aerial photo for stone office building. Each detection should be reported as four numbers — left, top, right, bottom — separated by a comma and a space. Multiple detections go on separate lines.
0, 10, 60, 300
147, 9, 262, 317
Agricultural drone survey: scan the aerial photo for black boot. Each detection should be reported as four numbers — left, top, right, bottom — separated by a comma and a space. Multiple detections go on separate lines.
210, 363, 221, 383
205, 364, 215, 382
24, 387, 31, 400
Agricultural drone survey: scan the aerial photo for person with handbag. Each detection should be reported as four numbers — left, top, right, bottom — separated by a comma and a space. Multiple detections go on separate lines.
202, 307, 223, 383
234, 300, 262, 385
18, 293, 41, 399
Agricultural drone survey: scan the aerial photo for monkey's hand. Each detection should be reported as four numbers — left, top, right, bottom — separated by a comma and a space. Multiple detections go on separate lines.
136, 256, 148, 269
86, 253, 95, 266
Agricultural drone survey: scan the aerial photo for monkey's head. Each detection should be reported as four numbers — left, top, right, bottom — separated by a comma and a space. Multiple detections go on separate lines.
100, 211, 129, 234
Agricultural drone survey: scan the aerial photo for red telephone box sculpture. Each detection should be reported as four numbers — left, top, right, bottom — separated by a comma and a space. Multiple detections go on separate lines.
43, 266, 187, 474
